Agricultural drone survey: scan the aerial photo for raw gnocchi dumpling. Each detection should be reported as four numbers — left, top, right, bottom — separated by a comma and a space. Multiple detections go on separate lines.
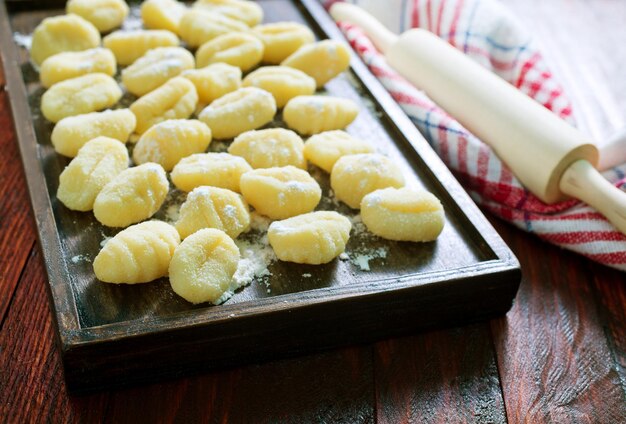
171, 153, 252, 193
282, 40, 351, 88
178, 8, 247, 48
93, 221, 180, 284
103, 29, 179, 66
93, 162, 169, 227
268, 211, 351, 264
169, 228, 240, 304
175, 186, 250, 239
141, 0, 187, 34
51, 109, 136, 157
283, 96, 359, 135
195, 32, 264, 71
66, 0, 129, 33
228, 128, 306, 169
303, 130, 374, 173
242, 66, 315, 108
57, 137, 129, 211
252, 22, 315, 64
331, 153, 405, 209
361, 187, 445, 242
239, 166, 321, 220
30, 14, 100, 66
198, 87, 276, 139
40, 48, 116, 89
122, 47, 195, 96
130, 76, 198, 134
133, 119, 212, 171
41, 73, 122, 123
182, 63, 241, 105
193, 0, 263, 27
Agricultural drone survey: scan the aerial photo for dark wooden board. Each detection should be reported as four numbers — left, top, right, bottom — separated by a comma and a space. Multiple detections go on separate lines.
0, 0, 520, 391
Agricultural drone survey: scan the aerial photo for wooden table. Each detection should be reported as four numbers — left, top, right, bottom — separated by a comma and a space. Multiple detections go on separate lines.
2, 0, 625, 422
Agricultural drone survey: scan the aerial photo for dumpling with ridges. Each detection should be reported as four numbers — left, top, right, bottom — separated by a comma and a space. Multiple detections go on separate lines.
182, 63, 242, 105
303, 130, 374, 173
283, 95, 358, 135
282, 40, 351, 88
171, 152, 252, 193
103, 29, 179, 66
242, 66, 315, 108
40, 48, 116, 88
66, 0, 129, 33
193, 0, 263, 27
141, 0, 187, 34
228, 128, 306, 169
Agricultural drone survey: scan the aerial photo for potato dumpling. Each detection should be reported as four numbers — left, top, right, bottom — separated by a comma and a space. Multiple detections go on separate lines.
93, 163, 169, 227
171, 153, 252, 193
268, 211, 351, 264
193, 0, 263, 27
303, 130, 374, 173
175, 186, 250, 239
240, 166, 321, 220
195, 32, 263, 71
169, 228, 240, 304
141, 0, 187, 34
40, 48, 116, 89
51, 109, 136, 157
57, 137, 129, 211
242, 66, 315, 108
66, 0, 129, 33
228, 128, 306, 169
130, 76, 198, 134
41, 73, 122, 123
361, 187, 445, 242
103, 29, 179, 66
94, 221, 180, 284
198, 87, 276, 139
178, 8, 247, 48
330, 153, 405, 209
122, 47, 195, 96
182, 63, 241, 105
283, 95, 358, 135
282, 40, 351, 88
30, 14, 100, 66
252, 22, 315, 64
133, 119, 212, 171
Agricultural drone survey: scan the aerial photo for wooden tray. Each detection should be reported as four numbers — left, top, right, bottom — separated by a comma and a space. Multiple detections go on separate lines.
0, 0, 521, 392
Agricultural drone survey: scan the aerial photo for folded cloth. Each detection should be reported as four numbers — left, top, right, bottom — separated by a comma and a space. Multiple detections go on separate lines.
323, 0, 626, 271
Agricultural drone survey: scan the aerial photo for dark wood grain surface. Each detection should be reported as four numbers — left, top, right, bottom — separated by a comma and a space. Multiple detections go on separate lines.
2, 0, 625, 422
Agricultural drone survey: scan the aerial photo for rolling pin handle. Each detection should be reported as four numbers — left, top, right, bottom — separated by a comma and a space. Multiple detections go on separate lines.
329, 3, 398, 53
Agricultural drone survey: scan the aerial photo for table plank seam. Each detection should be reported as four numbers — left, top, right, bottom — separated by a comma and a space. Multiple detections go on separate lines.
0, 240, 36, 331
489, 320, 511, 424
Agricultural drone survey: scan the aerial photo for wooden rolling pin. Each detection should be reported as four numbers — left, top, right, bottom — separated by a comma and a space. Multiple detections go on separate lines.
330, 3, 626, 235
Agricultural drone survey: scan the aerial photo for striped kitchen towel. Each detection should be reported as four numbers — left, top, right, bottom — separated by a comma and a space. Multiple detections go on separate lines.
324, 0, 626, 271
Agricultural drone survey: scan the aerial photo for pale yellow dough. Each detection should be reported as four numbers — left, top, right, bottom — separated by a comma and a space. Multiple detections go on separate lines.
66, 0, 129, 33
283, 96, 359, 135
181, 63, 242, 105
93, 221, 180, 284
303, 130, 374, 173
242, 66, 316, 108
40, 48, 116, 89
141, 0, 187, 34
178, 8, 247, 48
195, 32, 264, 71
268, 211, 351, 264
103, 29, 179, 66
228, 128, 306, 169
193, 0, 263, 27
282, 40, 351, 88
171, 153, 252, 193
252, 22, 314, 64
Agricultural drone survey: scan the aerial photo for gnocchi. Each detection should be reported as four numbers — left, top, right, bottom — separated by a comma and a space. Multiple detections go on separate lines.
252, 22, 314, 64
268, 211, 351, 264
51, 109, 136, 157
41, 73, 122, 123
93, 162, 169, 227
178, 8, 248, 48
57, 137, 129, 211
303, 130, 374, 173
239, 166, 321, 220
171, 153, 252, 193
242, 66, 315, 108
195, 32, 264, 71
122, 47, 195, 96
169, 228, 240, 304
40, 48, 116, 89
30, 14, 100, 66
130, 76, 198, 134
361, 187, 445, 242
193, 0, 263, 27
141, 0, 187, 34
175, 186, 250, 239
198, 87, 276, 139
228, 128, 306, 169
93, 221, 180, 284
181, 63, 241, 105
282, 40, 351, 88
283, 96, 359, 135
132, 119, 212, 171
103, 29, 179, 66
66, 0, 129, 33
330, 153, 405, 209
